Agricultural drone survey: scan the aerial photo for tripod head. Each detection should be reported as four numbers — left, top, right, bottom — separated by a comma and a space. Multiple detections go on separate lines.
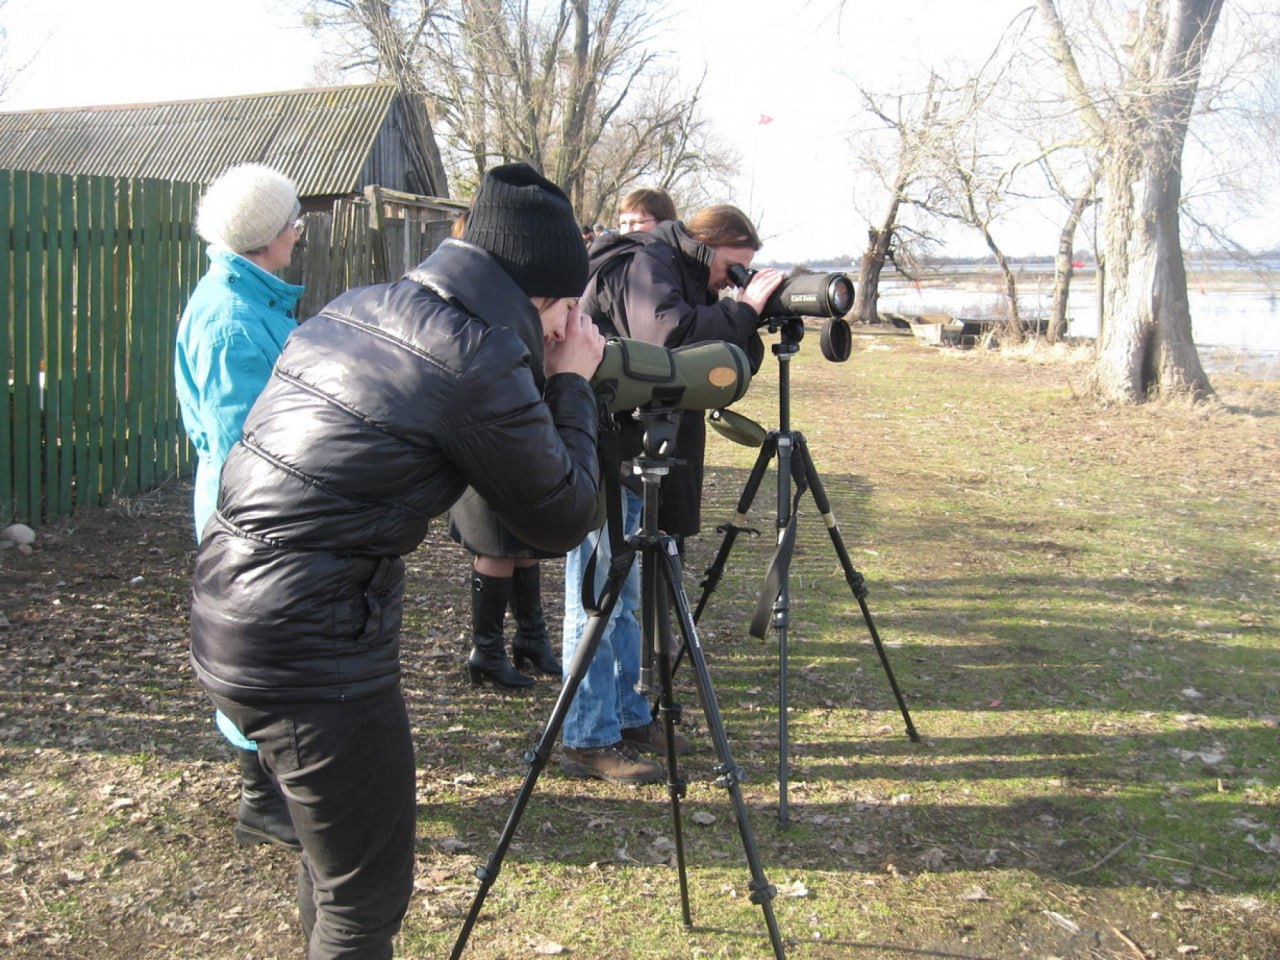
762, 315, 806, 357
760, 312, 852, 364
633, 403, 683, 468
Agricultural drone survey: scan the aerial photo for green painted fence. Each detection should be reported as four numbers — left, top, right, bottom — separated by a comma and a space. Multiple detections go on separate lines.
1, 171, 203, 526
1, 174, 458, 527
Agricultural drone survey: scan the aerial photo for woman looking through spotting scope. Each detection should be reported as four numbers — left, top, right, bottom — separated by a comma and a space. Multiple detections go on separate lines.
559, 202, 785, 786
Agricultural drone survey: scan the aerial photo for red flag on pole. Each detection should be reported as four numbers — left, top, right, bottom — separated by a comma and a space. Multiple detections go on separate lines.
758, 114, 774, 125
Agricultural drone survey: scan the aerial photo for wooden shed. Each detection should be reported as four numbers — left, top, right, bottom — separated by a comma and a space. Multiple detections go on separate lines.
0, 82, 445, 203
0, 82, 466, 317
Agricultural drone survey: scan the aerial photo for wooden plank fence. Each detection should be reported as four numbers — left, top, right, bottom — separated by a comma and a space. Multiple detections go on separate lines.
3, 172, 459, 526
1, 171, 202, 526
288, 187, 460, 320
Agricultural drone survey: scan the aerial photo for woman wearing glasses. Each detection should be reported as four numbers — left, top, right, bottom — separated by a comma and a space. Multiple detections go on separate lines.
174, 162, 306, 851
616, 186, 678, 235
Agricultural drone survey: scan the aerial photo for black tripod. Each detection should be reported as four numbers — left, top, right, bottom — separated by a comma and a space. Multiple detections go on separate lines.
694, 316, 920, 826
450, 407, 787, 960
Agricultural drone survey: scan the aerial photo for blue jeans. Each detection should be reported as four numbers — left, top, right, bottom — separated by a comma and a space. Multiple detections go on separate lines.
562, 487, 653, 749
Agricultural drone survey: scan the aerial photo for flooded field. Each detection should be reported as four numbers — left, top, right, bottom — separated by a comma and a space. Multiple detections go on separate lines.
858, 260, 1280, 378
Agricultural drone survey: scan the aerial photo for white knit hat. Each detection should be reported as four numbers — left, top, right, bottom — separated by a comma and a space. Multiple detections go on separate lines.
196, 163, 300, 254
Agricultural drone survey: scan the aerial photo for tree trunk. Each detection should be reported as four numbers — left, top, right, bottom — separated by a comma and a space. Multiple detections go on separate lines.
556, 0, 593, 208
1092, 152, 1212, 401
1048, 230, 1075, 344
1043, 0, 1224, 403
981, 226, 1022, 339
854, 224, 896, 325
1048, 184, 1096, 343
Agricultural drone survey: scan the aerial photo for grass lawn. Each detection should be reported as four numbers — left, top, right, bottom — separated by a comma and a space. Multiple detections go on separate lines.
1, 328, 1276, 959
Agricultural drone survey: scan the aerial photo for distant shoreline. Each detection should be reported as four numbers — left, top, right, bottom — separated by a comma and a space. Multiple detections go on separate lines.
769, 261, 1280, 292
766, 254, 1280, 276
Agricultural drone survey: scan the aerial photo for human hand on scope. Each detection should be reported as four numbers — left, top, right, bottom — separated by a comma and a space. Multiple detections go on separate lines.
545, 304, 606, 380
737, 267, 785, 317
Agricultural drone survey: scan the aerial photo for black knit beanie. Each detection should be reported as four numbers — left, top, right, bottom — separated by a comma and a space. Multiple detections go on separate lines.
462, 162, 589, 298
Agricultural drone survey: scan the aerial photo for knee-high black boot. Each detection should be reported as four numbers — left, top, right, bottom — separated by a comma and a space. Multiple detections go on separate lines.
510, 563, 561, 677
234, 747, 301, 851
467, 571, 534, 689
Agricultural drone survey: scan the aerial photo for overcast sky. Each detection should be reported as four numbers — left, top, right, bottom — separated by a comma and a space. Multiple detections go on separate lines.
3, 0, 1275, 264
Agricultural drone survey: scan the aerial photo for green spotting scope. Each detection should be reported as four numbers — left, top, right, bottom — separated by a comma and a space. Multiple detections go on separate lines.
591, 337, 752, 414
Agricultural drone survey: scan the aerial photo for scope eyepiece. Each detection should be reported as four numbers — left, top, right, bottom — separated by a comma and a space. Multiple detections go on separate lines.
727, 263, 755, 289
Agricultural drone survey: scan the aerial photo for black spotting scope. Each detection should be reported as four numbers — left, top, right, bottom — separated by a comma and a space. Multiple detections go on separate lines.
727, 264, 854, 320
727, 264, 854, 363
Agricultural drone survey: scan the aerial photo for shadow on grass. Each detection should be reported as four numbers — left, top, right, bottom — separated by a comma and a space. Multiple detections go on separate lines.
3, 466, 1275, 909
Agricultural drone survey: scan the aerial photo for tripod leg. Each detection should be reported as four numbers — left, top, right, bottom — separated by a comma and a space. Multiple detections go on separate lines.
793, 435, 919, 743
661, 433, 774, 717
450, 565, 629, 960
659, 433, 775, 716
658, 538, 788, 960
692, 434, 776, 624
646, 539, 693, 927
772, 437, 799, 826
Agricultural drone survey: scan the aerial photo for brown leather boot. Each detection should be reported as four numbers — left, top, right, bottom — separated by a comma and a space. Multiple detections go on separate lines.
560, 742, 664, 785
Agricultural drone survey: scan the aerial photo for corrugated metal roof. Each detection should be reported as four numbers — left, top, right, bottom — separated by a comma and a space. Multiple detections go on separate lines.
0, 83, 405, 196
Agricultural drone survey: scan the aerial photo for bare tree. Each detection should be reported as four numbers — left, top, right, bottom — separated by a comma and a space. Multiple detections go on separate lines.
576, 69, 738, 224
923, 23, 1068, 342
847, 23, 1038, 334
839, 0, 1276, 365
934, 114, 1026, 336
304, 0, 733, 217
850, 77, 946, 325
1036, 0, 1224, 403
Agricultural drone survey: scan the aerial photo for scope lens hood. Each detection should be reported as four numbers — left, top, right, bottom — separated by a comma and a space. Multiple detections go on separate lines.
708, 407, 766, 447
820, 317, 852, 363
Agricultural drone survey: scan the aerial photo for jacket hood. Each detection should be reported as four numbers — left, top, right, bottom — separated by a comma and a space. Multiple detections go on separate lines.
406, 239, 546, 375
649, 220, 715, 277
587, 222, 715, 287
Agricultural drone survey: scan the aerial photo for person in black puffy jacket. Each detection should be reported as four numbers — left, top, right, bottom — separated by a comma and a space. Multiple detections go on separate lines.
188, 163, 604, 960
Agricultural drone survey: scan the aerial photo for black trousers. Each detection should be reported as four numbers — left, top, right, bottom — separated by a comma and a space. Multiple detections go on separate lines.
208, 686, 416, 960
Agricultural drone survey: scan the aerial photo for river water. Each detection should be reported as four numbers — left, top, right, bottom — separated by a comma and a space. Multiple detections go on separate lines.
829, 260, 1280, 378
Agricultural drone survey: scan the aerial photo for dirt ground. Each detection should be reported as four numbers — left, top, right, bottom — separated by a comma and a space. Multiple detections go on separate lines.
0, 480, 488, 959
1, 335, 1276, 959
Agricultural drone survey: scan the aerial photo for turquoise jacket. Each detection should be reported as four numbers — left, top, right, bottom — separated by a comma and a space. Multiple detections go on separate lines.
175, 247, 305, 540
